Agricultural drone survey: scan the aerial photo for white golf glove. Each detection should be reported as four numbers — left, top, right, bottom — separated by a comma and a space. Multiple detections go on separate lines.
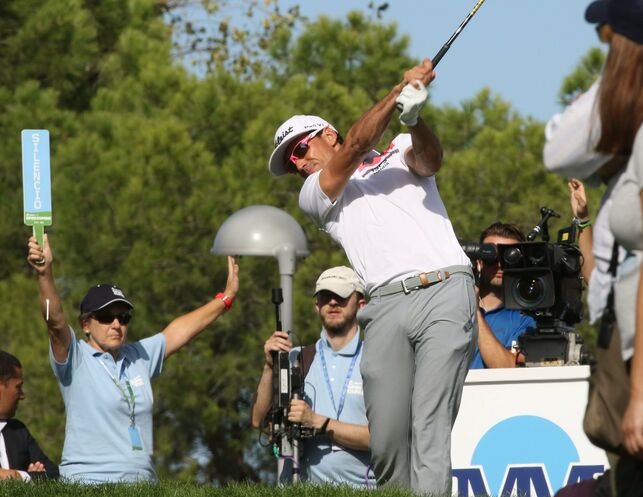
395, 80, 428, 127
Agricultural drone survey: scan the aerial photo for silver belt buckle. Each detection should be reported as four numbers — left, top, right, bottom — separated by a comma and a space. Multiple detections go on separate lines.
401, 277, 413, 295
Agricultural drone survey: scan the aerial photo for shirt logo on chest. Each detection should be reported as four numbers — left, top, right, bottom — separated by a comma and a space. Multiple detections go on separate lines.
357, 142, 398, 178
347, 380, 363, 395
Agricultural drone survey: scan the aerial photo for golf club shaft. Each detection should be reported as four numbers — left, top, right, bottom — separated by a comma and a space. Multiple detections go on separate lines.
395, 0, 486, 113
432, 0, 486, 68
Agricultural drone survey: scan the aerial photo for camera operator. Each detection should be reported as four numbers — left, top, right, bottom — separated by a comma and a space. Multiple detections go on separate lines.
470, 223, 537, 369
250, 266, 374, 487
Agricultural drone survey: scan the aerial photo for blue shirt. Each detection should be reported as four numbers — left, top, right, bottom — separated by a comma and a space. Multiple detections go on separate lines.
470, 307, 537, 369
285, 329, 375, 487
49, 326, 166, 483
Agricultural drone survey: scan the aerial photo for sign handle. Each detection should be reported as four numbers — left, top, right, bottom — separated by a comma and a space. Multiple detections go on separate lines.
33, 225, 45, 250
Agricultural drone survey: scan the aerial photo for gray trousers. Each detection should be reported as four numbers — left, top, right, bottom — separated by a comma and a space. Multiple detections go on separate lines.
358, 272, 477, 495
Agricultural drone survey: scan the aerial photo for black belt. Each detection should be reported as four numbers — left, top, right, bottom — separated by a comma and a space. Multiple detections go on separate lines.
372, 265, 473, 298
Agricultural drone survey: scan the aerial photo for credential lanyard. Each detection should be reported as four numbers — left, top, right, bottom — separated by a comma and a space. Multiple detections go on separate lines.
318, 339, 361, 420
98, 358, 136, 426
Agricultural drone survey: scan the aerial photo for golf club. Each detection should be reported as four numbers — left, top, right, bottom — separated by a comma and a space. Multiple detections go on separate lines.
396, 0, 487, 113
432, 0, 487, 69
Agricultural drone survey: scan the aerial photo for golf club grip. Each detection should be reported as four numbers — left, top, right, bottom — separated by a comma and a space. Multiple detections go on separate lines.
394, 45, 445, 112
431, 44, 450, 69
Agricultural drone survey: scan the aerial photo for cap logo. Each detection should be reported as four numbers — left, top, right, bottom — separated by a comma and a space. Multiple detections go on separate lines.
320, 274, 349, 281
275, 126, 294, 147
112, 288, 125, 298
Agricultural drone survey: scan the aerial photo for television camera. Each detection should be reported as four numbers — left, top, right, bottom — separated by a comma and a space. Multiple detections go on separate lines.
462, 208, 589, 366
263, 288, 313, 482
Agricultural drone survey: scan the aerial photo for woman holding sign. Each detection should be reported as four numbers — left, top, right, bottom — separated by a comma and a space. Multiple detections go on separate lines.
27, 235, 238, 483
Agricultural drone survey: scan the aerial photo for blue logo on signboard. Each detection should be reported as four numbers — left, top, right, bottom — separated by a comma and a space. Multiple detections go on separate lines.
453, 415, 604, 497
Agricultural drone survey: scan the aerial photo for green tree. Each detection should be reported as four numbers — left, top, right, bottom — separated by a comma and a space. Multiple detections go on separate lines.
167, 0, 303, 77
558, 47, 605, 107
1, 0, 606, 484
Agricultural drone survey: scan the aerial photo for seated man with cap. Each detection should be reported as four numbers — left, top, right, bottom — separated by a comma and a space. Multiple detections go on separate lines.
251, 266, 375, 487
27, 234, 238, 483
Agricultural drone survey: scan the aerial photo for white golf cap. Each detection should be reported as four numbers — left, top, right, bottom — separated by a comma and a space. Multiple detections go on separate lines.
314, 266, 365, 298
268, 115, 337, 176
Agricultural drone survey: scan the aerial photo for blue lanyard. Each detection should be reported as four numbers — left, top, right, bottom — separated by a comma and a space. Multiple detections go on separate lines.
317, 338, 362, 420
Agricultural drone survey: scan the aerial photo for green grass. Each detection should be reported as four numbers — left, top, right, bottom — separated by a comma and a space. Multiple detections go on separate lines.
0, 481, 424, 497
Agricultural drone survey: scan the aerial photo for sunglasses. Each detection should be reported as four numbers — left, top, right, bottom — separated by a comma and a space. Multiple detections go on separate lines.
286, 130, 322, 173
92, 309, 132, 325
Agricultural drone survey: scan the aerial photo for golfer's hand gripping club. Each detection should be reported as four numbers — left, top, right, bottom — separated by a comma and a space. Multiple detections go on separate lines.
395, 80, 429, 127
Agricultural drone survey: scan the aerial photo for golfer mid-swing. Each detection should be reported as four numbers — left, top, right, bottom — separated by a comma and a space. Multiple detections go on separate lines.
267, 59, 477, 494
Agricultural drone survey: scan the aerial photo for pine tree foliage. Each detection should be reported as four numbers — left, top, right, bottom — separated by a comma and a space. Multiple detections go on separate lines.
0, 0, 604, 483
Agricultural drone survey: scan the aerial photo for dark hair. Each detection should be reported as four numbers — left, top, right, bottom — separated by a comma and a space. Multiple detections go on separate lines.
596, 33, 643, 156
479, 222, 526, 243
0, 350, 22, 381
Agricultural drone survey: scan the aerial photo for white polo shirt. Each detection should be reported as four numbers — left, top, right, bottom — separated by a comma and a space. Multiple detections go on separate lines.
299, 133, 469, 295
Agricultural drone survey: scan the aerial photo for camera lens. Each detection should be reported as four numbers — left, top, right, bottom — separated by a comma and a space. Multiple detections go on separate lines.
514, 277, 545, 307
503, 247, 523, 267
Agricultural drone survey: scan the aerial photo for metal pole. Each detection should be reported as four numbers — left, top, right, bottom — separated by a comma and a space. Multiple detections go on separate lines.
275, 245, 299, 482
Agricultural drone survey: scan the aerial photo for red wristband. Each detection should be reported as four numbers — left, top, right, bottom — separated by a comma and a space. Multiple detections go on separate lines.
215, 292, 233, 311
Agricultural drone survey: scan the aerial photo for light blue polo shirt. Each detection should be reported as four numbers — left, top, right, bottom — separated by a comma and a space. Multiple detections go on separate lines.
287, 329, 375, 487
49, 326, 165, 483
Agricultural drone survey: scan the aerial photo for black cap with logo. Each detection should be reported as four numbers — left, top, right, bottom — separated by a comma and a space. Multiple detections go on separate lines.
79, 284, 134, 314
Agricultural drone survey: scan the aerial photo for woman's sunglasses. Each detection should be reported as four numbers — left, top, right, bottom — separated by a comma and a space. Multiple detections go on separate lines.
92, 309, 132, 325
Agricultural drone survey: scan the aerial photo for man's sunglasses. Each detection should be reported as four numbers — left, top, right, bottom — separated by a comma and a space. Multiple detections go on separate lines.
92, 309, 132, 325
286, 130, 322, 173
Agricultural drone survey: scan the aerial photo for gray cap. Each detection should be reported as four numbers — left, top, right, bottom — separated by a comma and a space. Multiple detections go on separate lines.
314, 266, 365, 298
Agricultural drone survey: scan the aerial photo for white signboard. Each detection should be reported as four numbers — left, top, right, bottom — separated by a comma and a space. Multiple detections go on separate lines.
452, 366, 608, 497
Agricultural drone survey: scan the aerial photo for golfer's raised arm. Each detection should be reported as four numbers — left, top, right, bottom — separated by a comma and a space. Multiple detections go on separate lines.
319, 59, 438, 199
397, 60, 442, 176
27, 234, 71, 363
318, 88, 402, 201
405, 118, 443, 177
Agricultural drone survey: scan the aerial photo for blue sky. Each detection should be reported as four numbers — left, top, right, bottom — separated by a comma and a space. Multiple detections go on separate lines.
281, 0, 604, 122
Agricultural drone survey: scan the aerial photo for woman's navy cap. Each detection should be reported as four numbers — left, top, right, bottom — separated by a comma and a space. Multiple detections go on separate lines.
80, 284, 134, 314
585, 0, 610, 24
609, 0, 643, 43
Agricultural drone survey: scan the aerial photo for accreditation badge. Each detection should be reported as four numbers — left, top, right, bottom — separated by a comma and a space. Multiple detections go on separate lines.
128, 424, 144, 451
